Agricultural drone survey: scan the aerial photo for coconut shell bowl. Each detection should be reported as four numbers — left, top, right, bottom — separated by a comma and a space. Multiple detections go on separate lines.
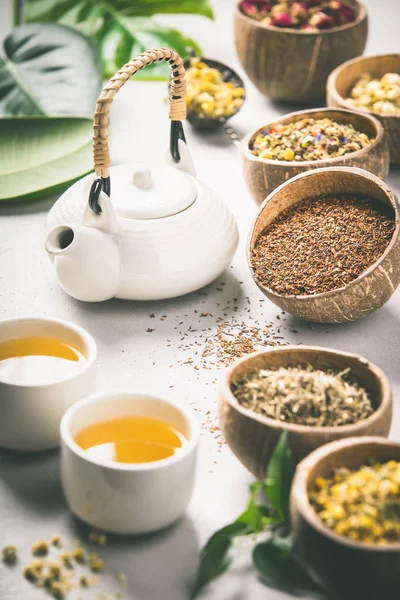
234, 0, 367, 103
243, 107, 389, 205
218, 346, 392, 479
291, 437, 400, 599
248, 166, 400, 323
327, 53, 400, 163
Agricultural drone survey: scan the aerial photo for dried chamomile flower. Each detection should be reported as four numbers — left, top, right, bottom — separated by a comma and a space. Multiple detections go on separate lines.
88, 552, 104, 573
48, 580, 72, 600
348, 72, 400, 115
24, 559, 45, 582
117, 571, 127, 586
79, 574, 96, 588
46, 561, 62, 581
51, 535, 63, 548
72, 547, 86, 565
310, 461, 400, 544
89, 529, 108, 546
186, 58, 244, 120
32, 539, 49, 556
2, 545, 17, 565
59, 551, 73, 569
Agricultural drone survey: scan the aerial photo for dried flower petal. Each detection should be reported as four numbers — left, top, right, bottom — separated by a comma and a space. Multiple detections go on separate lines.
272, 11, 293, 26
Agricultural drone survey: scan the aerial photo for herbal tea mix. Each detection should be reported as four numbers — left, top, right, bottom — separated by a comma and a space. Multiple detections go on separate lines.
186, 58, 244, 120
310, 461, 400, 543
240, 0, 357, 30
251, 194, 395, 296
347, 72, 400, 116
231, 365, 373, 426
250, 117, 373, 161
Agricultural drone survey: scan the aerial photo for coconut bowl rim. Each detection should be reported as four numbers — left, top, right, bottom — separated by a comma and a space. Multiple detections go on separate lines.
327, 53, 400, 122
234, 0, 367, 36
242, 107, 386, 169
247, 166, 400, 302
291, 436, 400, 552
221, 345, 392, 436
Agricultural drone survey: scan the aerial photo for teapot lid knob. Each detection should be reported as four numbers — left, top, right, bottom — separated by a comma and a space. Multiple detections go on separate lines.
133, 168, 153, 189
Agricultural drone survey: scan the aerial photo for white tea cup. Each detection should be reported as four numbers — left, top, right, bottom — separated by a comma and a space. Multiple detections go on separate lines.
0, 316, 97, 451
60, 392, 200, 535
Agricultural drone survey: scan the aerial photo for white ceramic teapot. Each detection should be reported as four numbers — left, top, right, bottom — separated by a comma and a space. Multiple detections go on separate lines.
45, 48, 239, 302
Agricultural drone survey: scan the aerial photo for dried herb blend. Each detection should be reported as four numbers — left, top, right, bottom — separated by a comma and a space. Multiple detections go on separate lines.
240, 0, 357, 31
347, 72, 400, 116
186, 58, 244, 120
310, 461, 400, 544
231, 365, 373, 426
250, 117, 373, 161
251, 195, 395, 296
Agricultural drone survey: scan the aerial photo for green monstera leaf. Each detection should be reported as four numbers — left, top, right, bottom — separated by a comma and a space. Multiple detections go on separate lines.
0, 23, 102, 116
19, 0, 213, 79
0, 117, 93, 202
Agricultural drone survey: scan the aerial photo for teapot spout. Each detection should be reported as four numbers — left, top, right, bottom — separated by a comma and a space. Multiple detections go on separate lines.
45, 225, 76, 258
45, 224, 120, 302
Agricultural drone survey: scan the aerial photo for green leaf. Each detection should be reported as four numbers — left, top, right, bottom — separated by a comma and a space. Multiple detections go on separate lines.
264, 431, 295, 519
191, 521, 251, 599
0, 23, 101, 117
22, 0, 212, 80
0, 116, 94, 202
253, 536, 321, 596
23, 0, 214, 22
238, 481, 282, 532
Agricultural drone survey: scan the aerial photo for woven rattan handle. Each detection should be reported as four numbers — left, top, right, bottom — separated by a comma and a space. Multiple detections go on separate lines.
93, 48, 187, 180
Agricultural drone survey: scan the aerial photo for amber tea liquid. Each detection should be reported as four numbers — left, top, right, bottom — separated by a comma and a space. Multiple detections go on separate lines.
75, 416, 187, 464
0, 336, 86, 385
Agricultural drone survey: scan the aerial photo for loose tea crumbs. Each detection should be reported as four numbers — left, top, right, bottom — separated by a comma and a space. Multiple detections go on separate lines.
231, 365, 373, 426
310, 461, 400, 544
348, 72, 400, 116
241, 0, 356, 30
202, 320, 288, 367
250, 117, 373, 161
251, 195, 395, 296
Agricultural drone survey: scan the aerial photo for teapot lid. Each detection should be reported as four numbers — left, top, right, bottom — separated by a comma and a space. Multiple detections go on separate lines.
108, 164, 196, 219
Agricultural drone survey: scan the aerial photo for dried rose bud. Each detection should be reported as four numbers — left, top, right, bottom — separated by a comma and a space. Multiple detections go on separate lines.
329, 0, 342, 10
339, 3, 356, 22
301, 23, 317, 30
291, 2, 308, 20
261, 15, 274, 25
272, 11, 293, 27
241, 1, 258, 17
309, 11, 335, 28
